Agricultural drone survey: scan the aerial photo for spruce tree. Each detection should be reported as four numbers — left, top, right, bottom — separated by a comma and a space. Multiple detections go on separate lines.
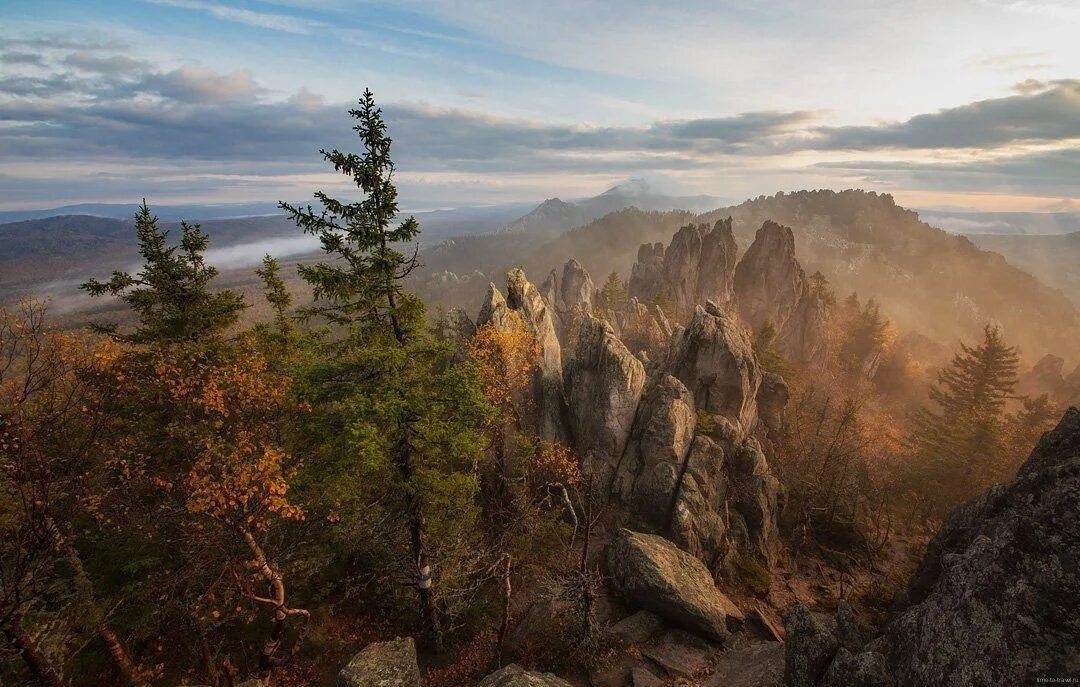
81, 201, 246, 345
909, 324, 1019, 512
281, 89, 488, 651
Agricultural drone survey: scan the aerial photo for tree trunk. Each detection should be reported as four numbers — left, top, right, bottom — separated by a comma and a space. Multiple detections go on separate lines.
98, 625, 150, 687
410, 493, 444, 652
4, 614, 64, 687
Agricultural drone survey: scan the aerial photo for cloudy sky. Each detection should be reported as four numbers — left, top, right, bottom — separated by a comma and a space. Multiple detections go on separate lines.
2, 0, 1078, 211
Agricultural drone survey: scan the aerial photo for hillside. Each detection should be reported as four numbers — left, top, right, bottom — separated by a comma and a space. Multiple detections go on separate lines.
968, 231, 1080, 307
418, 190, 1080, 363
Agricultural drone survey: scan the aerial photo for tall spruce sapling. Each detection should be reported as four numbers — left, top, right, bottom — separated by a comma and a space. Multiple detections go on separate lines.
281, 89, 489, 652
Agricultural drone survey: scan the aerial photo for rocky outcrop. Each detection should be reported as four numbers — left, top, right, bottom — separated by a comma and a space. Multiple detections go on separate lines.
337, 637, 420, 687
778, 289, 829, 366
565, 315, 646, 481
784, 407, 1080, 687
734, 221, 806, 334
610, 298, 673, 360
541, 258, 596, 349
613, 375, 697, 523
733, 221, 830, 366
477, 664, 574, 687
607, 529, 744, 642
478, 269, 568, 442
665, 301, 761, 433
628, 218, 738, 321
756, 373, 789, 434
1019, 353, 1080, 406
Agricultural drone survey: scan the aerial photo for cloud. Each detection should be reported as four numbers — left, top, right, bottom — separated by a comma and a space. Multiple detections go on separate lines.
63, 52, 150, 76
1, 52, 46, 66
810, 80, 1080, 150
814, 148, 1080, 197
134, 66, 263, 104
147, 0, 327, 34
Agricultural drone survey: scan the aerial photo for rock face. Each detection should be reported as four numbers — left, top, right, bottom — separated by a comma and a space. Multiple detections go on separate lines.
541, 258, 596, 348
565, 315, 646, 481
613, 375, 697, 524
665, 301, 761, 434
733, 221, 829, 366
734, 221, 807, 335
479, 269, 568, 442
785, 407, 1080, 687
1019, 353, 1080, 406
337, 637, 420, 687
610, 297, 673, 360
607, 529, 744, 642
628, 218, 738, 321
756, 372, 789, 434
477, 664, 574, 687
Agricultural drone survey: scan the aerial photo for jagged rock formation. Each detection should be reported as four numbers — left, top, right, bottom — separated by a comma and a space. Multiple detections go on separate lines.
756, 372, 789, 434
733, 221, 829, 365
479, 269, 568, 442
609, 303, 781, 568
471, 239, 785, 577
477, 664, 574, 687
541, 258, 596, 349
608, 297, 673, 360
784, 407, 1080, 686
565, 314, 646, 482
628, 218, 738, 321
607, 529, 744, 643
1019, 353, 1080, 406
337, 637, 420, 687
613, 375, 697, 525
665, 301, 761, 433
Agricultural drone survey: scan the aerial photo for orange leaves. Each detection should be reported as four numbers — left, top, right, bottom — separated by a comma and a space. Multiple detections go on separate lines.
531, 442, 581, 488
185, 444, 304, 528
468, 314, 540, 413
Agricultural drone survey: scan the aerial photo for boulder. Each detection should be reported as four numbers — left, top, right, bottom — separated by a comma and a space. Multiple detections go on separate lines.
783, 606, 838, 687
703, 640, 784, 687
607, 529, 744, 642
784, 407, 1080, 687
337, 637, 420, 687
666, 301, 761, 433
565, 315, 645, 480
476, 664, 574, 687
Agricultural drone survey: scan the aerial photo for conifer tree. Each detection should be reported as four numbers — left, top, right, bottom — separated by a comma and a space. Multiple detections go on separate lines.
82, 201, 246, 344
599, 271, 628, 312
909, 324, 1020, 511
281, 89, 488, 650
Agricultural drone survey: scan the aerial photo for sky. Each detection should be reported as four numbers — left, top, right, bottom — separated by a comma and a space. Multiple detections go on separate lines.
1, 0, 1078, 212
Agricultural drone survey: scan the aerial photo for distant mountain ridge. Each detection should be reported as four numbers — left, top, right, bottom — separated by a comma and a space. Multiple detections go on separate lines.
418, 190, 1080, 363
498, 178, 725, 236
968, 231, 1080, 307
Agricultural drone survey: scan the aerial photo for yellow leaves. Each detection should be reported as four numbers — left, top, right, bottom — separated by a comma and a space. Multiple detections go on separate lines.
531, 442, 581, 487
468, 314, 540, 411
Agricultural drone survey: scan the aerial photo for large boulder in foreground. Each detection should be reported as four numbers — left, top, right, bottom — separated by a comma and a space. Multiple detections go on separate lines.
785, 406, 1080, 687
337, 637, 420, 687
477, 664, 574, 687
607, 529, 744, 642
